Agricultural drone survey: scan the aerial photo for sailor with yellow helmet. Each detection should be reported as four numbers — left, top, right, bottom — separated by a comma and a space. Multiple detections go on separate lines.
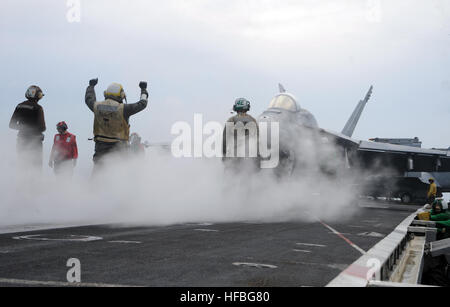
85, 78, 148, 170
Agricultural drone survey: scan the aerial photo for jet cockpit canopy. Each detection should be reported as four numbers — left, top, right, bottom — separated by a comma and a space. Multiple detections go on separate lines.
268, 94, 299, 112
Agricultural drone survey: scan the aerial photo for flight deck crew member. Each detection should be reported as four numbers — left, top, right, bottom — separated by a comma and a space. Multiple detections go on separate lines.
9, 85, 46, 169
428, 178, 437, 204
222, 98, 260, 173
129, 132, 146, 158
430, 200, 450, 239
85, 78, 148, 171
49, 121, 78, 176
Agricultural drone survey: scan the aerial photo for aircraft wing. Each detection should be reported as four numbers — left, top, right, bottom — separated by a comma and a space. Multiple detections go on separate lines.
319, 128, 450, 173
318, 128, 360, 148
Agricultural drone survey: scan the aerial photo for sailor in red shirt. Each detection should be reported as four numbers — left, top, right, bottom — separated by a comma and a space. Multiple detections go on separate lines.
49, 122, 78, 176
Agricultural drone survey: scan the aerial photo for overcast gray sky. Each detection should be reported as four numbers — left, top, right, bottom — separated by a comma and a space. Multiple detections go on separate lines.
1, 0, 449, 163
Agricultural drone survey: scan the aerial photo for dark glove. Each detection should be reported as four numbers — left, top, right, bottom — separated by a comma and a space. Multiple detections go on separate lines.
139, 81, 147, 90
89, 78, 98, 87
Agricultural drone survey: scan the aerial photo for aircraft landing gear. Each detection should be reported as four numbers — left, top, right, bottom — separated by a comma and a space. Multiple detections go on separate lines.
276, 150, 296, 177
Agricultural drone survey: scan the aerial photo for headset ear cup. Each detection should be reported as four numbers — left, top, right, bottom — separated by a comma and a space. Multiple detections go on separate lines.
26, 88, 34, 99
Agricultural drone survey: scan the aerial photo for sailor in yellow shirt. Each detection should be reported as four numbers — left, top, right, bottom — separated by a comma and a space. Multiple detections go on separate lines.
427, 178, 437, 204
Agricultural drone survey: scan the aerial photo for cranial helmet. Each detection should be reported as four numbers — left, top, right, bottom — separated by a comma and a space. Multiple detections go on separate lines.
233, 98, 251, 112
25, 85, 44, 101
56, 121, 68, 132
104, 83, 126, 102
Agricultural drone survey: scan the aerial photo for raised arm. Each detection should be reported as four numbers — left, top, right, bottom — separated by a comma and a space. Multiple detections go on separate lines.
85, 78, 98, 112
124, 81, 149, 118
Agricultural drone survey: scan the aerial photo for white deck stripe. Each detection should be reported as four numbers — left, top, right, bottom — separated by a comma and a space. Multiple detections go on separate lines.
296, 243, 326, 247
13, 235, 103, 242
293, 249, 312, 253
320, 222, 366, 255
233, 262, 278, 269
194, 229, 219, 232
0, 278, 138, 287
0, 223, 104, 235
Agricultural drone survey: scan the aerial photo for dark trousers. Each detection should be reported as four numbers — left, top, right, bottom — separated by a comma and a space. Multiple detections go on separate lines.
16, 135, 43, 170
92, 141, 129, 174
93, 141, 129, 163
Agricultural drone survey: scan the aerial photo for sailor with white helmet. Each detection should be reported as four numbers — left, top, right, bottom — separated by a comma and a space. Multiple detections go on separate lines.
9, 85, 46, 169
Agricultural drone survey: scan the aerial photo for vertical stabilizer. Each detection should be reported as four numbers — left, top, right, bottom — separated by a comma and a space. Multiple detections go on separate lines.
342, 86, 373, 137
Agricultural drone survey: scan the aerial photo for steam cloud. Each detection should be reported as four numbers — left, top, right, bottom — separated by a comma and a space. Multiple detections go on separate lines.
0, 127, 364, 228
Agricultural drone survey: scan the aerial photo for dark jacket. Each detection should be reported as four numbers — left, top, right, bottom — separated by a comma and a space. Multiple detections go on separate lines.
222, 112, 259, 157
9, 100, 46, 137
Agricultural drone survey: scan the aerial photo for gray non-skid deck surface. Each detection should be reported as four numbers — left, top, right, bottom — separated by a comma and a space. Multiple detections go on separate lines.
0, 201, 418, 287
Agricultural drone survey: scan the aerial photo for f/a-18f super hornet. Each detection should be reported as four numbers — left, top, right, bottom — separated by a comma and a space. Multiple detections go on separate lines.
257, 84, 450, 179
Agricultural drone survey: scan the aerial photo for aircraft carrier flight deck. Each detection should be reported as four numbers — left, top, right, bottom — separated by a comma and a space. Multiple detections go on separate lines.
0, 200, 418, 287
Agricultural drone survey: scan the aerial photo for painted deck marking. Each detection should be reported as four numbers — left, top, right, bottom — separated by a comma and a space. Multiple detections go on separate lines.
12, 234, 103, 242
319, 221, 366, 255
233, 262, 278, 269
293, 249, 312, 253
328, 232, 352, 236
108, 240, 142, 244
296, 243, 326, 248
0, 277, 138, 287
358, 232, 384, 238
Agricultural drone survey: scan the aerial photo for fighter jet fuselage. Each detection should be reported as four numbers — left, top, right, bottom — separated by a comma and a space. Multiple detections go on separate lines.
257, 92, 331, 176
256, 85, 450, 178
